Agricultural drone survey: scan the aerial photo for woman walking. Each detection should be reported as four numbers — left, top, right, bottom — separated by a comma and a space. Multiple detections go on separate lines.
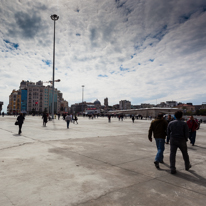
17, 113, 25, 135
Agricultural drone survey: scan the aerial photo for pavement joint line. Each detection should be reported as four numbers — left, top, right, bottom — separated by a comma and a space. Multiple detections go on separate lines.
2, 192, 16, 206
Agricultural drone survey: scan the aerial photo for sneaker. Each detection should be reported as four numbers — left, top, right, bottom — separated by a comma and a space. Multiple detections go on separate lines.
159, 160, 164, 164
154, 161, 160, 169
171, 170, 176, 174
186, 164, 192, 171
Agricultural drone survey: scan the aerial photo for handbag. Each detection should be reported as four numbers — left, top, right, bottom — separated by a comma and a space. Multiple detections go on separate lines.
15, 121, 19, 125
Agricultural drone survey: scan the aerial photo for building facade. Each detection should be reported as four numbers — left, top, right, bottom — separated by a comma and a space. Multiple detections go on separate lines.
0, 102, 3, 113
8, 80, 67, 114
119, 100, 131, 110
104, 98, 108, 107
8, 90, 21, 114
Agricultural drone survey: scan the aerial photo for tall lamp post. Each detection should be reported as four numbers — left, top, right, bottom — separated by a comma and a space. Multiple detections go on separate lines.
51, 14, 59, 119
82, 85, 84, 115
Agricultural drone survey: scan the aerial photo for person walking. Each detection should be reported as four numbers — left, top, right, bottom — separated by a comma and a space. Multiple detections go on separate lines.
165, 114, 173, 144
132, 116, 135, 123
74, 115, 78, 124
58, 113, 60, 120
108, 115, 111, 123
65, 114, 72, 129
167, 110, 191, 174
17, 113, 25, 135
42, 113, 48, 127
187, 115, 199, 146
148, 113, 168, 169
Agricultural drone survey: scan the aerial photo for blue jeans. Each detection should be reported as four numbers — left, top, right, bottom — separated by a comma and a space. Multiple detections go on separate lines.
155, 138, 165, 162
67, 120, 70, 128
189, 131, 196, 145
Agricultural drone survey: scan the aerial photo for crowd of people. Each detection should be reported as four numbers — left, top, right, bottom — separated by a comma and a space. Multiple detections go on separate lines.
1, 110, 202, 175
148, 111, 199, 174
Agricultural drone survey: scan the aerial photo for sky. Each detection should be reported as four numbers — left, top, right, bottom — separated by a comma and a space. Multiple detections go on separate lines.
0, 0, 206, 112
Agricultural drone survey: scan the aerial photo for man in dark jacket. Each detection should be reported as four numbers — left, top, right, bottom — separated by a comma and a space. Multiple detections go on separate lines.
148, 113, 168, 169
167, 110, 191, 174
17, 113, 25, 135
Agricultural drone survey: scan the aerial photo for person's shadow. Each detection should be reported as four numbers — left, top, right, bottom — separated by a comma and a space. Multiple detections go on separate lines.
159, 163, 206, 189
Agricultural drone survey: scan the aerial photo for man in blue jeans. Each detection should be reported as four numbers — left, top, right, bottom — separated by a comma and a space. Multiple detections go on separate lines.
148, 113, 168, 169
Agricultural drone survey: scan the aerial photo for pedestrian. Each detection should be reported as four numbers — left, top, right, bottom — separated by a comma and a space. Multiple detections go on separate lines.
148, 113, 168, 169
187, 115, 199, 146
2, 112, 4, 117
58, 113, 60, 120
17, 113, 25, 135
42, 113, 48, 127
167, 110, 191, 174
165, 114, 173, 144
132, 116, 135, 123
108, 115, 111, 123
65, 113, 72, 129
74, 115, 78, 124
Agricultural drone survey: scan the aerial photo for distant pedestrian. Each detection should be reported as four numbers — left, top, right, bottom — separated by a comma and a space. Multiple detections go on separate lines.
17, 113, 25, 135
148, 113, 168, 169
74, 115, 78, 124
2, 112, 4, 117
187, 115, 199, 146
108, 115, 111, 123
132, 116, 135, 123
58, 113, 60, 120
65, 114, 72, 129
167, 110, 191, 174
42, 113, 48, 127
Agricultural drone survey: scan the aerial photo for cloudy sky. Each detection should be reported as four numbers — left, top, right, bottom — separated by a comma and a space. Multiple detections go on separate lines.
1, 0, 206, 112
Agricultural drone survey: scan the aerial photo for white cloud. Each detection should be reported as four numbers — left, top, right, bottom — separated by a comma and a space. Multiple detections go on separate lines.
0, 0, 206, 112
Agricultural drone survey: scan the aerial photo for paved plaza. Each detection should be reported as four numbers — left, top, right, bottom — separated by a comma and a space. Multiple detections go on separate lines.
0, 116, 206, 206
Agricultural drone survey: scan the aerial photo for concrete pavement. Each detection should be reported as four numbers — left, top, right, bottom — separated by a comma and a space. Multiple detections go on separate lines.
0, 116, 206, 206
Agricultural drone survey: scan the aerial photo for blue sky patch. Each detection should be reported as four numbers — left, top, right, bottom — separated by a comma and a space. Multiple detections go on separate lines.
4, 39, 19, 49
152, 25, 167, 41
42, 60, 51, 66
120, 66, 129, 71
179, 13, 192, 24
98, 74, 108, 77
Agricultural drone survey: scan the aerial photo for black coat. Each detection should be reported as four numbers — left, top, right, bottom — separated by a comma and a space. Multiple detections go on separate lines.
17, 115, 25, 125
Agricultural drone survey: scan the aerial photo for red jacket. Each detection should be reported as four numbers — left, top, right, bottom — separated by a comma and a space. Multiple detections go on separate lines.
187, 119, 198, 132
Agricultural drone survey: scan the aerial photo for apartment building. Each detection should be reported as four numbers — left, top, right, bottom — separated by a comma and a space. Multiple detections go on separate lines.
119, 100, 131, 110
8, 90, 21, 114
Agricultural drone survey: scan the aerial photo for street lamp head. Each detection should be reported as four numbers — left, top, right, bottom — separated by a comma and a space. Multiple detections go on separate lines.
51, 14, 59, 21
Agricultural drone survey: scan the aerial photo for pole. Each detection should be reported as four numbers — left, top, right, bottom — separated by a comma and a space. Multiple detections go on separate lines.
52, 20, 55, 119
82, 85, 84, 115
51, 14, 59, 119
